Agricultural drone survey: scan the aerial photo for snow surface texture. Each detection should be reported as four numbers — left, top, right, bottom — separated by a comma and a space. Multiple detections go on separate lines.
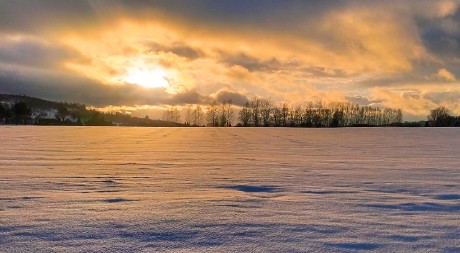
0, 127, 459, 252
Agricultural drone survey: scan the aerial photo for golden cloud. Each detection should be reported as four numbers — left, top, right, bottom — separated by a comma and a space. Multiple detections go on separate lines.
437, 68, 456, 81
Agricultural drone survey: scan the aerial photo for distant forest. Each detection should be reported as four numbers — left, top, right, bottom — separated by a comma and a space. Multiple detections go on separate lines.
1, 94, 459, 127
0, 94, 182, 127
183, 97, 459, 127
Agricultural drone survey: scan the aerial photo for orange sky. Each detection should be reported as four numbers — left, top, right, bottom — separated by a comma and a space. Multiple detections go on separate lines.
0, 0, 459, 120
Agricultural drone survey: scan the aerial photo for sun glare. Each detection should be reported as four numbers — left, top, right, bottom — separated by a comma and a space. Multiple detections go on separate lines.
124, 68, 170, 88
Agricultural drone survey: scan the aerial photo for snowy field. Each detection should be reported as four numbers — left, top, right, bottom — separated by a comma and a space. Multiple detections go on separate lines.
1, 126, 459, 252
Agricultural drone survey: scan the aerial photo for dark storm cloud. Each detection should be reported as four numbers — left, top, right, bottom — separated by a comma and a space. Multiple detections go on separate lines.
420, 23, 460, 58
354, 63, 449, 88
220, 53, 278, 72
0, 70, 211, 107
219, 53, 299, 73
0, 0, 345, 35
167, 90, 210, 105
302, 67, 349, 78
214, 90, 249, 106
416, 6, 460, 79
0, 37, 89, 68
425, 91, 460, 104
346, 95, 383, 106
0, 0, 101, 33
145, 42, 204, 60
121, 0, 344, 24
402, 90, 422, 99
169, 46, 204, 60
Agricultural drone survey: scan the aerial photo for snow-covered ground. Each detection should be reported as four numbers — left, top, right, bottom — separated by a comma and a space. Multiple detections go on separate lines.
1, 126, 459, 252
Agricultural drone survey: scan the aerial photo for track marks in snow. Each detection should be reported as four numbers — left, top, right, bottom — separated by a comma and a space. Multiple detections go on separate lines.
222, 185, 281, 193
103, 198, 136, 203
325, 242, 381, 251
364, 202, 460, 212
434, 194, 460, 200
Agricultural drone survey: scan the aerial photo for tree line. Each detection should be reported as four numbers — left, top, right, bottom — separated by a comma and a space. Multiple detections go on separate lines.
0, 99, 181, 127
235, 98, 403, 127
427, 106, 460, 127
164, 97, 404, 127
128, 98, 460, 128
0, 100, 106, 125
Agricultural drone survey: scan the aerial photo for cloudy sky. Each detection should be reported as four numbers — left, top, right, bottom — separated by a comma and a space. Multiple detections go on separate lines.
0, 0, 459, 120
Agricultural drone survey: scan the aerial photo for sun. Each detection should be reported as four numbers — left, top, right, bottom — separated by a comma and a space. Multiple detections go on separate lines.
124, 67, 170, 88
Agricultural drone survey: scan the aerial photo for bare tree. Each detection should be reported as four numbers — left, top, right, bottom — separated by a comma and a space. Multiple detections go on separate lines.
225, 100, 234, 127
250, 97, 261, 127
280, 101, 289, 127
218, 101, 226, 127
238, 101, 251, 127
260, 98, 271, 127
271, 107, 282, 127
162, 107, 181, 122
288, 105, 302, 127
185, 105, 192, 126
206, 101, 219, 127
428, 106, 453, 127
192, 105, 204, 126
